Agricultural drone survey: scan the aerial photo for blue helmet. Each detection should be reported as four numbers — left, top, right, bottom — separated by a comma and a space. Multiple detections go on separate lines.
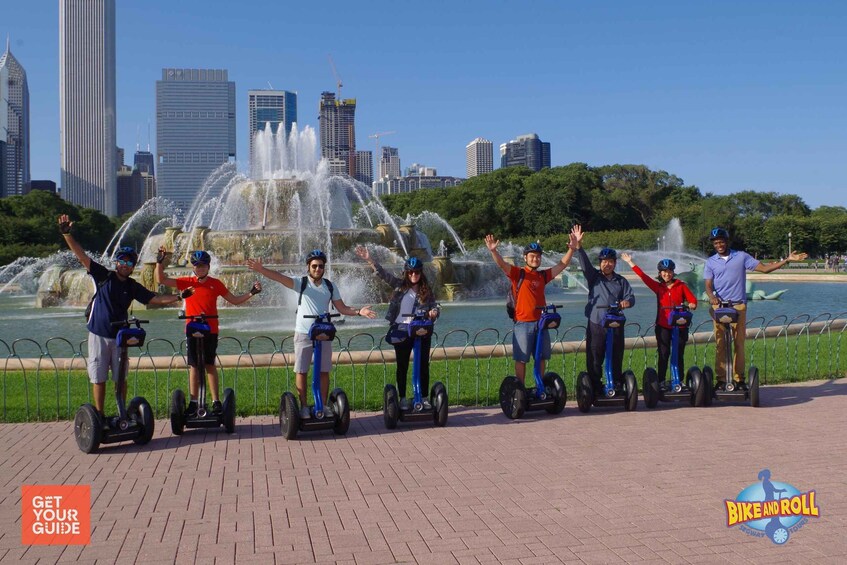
598, 247, 617, 260
404, 256, 422, 271
523, 242, 543, 255
709, 227, 730, 241
189, 250, 211, 266
114, 246, 138, 265
306, 249, 327, 264
657, 258, 676, 272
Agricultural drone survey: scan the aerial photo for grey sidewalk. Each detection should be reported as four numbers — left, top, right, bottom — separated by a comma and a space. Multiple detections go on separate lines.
1, 379, 845, 564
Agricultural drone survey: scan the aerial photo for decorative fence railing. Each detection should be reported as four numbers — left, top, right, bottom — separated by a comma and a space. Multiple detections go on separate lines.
2, 313, 845, 422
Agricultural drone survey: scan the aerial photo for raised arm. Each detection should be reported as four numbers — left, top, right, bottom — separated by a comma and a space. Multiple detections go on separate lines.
621, 252, 662, 293
485, 234, 512, 275
547, 230, 576, 279
754, 251, 809, 274
223, 281, 262, 305
57, 214, 91, 271
331, 298, 377, 319
246, 258, 295, 289
155, 246, 179, 287
571, 225, 599, 283
355, 245, 402, 286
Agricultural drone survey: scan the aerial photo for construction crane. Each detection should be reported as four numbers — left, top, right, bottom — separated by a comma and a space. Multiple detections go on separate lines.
368, 131, 396, 178
328, 54, 343, 99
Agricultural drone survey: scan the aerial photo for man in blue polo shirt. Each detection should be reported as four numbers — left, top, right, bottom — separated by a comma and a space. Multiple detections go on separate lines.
703, 227, 807, 390
58, 214, 190, 422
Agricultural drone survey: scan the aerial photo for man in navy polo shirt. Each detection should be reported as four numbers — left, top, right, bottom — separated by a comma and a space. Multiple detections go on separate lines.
58, 214, 190, 421
703, 227, 808, 390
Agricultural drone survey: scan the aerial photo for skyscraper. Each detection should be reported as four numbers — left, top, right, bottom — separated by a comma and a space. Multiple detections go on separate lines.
59, 0, 117, 215
379, 146, 400, 180
319, 91, 356, 177
0, 38, 30, 198
156, 68, 235, 211
247, 89, 297, 172
500, 133, 550, 172
465, 137, 493, 178
133, 149, 155, 176
354, 150, 373, 186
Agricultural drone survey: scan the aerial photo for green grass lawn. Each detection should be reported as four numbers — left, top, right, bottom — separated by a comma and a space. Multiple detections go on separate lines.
2, 330, 845, 422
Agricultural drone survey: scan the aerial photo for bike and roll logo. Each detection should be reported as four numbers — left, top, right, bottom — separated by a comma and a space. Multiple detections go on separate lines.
725, 470, 820, 544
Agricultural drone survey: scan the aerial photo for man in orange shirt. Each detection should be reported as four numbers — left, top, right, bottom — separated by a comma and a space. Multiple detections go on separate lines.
156, 248, 262, 415
485, 234, 575, 383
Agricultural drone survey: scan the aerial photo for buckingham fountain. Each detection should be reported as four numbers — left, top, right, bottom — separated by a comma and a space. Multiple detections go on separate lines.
24, 124, 490, 309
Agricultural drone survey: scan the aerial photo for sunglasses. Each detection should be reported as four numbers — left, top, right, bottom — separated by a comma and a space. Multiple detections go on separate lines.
116, 259, 135, 267
407, 270, 422, 276
310, 263, 326, 270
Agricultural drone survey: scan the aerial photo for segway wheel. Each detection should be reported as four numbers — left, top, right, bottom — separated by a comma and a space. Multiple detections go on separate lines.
542, 372, 567, 415
643, 368, 659, 409
383, 384, 399, 429
329, 388, 351, 435
128, 396, 155, 445
687, 367, 705, 407
74, 404, 102, 454
279, 392, 299, 440
170, 389, 186, 435
771, 525, 789, 545
576, 372, 593, 413
749, 366, 760, 408
223, 388, 236, 433
499, 376, 525, 419
623, 370, 638, 411
702, 366, 714, 406
431, 382, 448, 427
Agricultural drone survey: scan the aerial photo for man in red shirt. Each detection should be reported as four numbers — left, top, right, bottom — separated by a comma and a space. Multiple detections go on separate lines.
485, 234, 575, 383
156, 248, 262, 415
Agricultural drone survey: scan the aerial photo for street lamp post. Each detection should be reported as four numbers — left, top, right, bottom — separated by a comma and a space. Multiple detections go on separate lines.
657, 237, 661, 251
788, 231, 792, 257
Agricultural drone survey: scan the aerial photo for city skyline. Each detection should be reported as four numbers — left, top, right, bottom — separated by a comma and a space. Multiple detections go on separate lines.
4, 0, 846, 209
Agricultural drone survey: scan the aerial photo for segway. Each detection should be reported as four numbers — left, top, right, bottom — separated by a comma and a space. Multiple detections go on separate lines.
279, 313, 351, 440
169, 313, 236, 435
576, 303, 638, 412
643, 305, 706, 407
499, 304, 568, 419
702, 297, 760, 407
383, 307, 448, 428
73, 317, 155, 453
765, 492, 790, 545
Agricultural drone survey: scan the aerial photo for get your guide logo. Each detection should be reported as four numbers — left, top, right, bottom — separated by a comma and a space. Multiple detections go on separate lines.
21, 485, 90, 545
725, 469, 820, 545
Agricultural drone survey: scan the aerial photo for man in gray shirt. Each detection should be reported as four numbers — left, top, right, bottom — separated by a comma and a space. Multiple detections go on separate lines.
572, 225, 635, 392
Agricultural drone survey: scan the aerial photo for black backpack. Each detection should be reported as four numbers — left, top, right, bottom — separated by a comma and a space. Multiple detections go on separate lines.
297, 276, 335, 311
505, 270, 526, 321
84, 276, 110, 320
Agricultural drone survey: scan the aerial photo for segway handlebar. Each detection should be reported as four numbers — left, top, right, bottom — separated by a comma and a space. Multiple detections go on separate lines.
111, 317, 149, 328
178, 313, 218, 321
303, 313, 341, 319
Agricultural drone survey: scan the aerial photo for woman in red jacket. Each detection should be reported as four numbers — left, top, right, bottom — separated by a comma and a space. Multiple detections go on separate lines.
621, 253, 698, 388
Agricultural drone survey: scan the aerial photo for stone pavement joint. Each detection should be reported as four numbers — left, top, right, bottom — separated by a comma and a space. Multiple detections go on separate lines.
2, 379, 847, 564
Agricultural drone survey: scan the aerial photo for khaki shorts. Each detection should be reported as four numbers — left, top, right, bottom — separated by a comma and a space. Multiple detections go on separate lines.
294, 332, 333, 374
87, 333, 121, 384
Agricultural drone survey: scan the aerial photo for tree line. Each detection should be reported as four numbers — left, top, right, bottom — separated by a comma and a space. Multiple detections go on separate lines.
382, 163, 847, 259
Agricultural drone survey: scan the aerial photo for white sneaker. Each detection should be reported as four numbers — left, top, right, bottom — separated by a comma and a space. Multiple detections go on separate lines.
399, 397, 411, 411
322, 403, 334, 418
299, 406, 311, 419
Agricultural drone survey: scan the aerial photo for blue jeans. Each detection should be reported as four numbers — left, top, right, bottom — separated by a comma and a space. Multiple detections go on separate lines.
512, 322, 551, 363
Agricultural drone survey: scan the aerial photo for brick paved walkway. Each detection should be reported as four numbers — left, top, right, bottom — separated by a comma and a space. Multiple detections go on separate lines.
1, 379, 845, 564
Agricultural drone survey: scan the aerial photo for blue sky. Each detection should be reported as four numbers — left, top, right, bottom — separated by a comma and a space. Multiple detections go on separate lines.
4, 0, 845, 209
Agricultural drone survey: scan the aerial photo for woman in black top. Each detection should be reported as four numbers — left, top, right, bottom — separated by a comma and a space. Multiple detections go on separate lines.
356, 246, 439, 409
